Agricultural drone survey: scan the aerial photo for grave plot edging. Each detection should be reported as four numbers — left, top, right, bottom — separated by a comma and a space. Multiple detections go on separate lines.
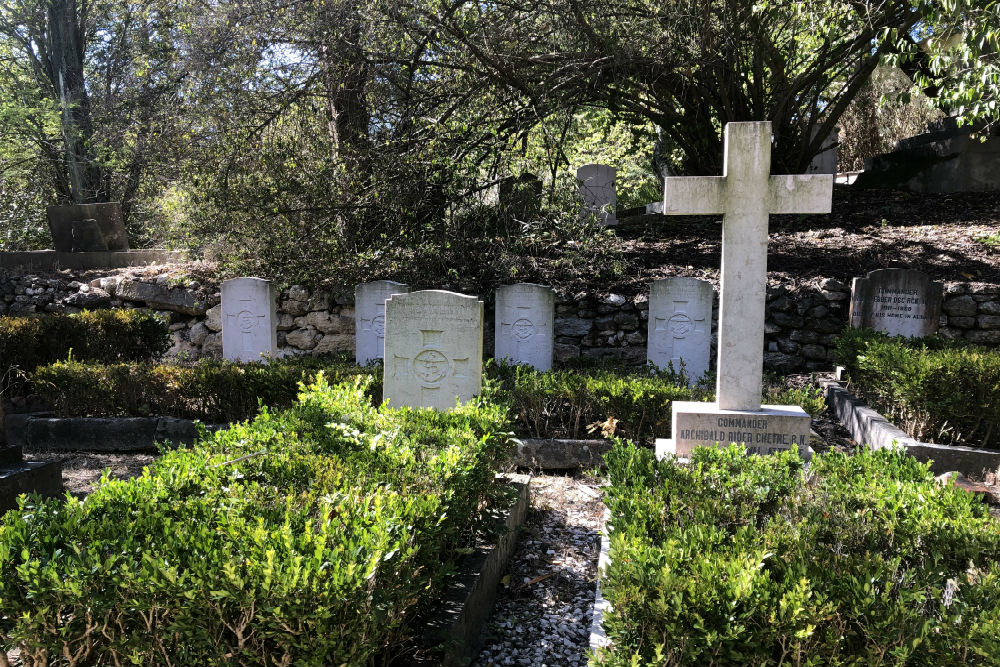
422, 472, 531, 667
0, 460, 63, 511
514, 438, 612, 470
588, 510, 612, 655
6, 415, 226, 452
820, 379, 1000, 477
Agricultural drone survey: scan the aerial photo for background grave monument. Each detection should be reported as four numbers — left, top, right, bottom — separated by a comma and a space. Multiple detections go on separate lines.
647, 277, 712, 384
577, 164, 617, 226
495, 283, 554, 371
46, 202, 130, 252
383, 290, 484, 410
221, 277, 277, 362
656, 121, 833, 458
849, 268, 943, 338
356, 280, 411, 365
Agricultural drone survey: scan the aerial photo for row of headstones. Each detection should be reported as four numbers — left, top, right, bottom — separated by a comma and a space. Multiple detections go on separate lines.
220, 277, 715, 401
221, 123, 937, 461
502, 165, 618, 225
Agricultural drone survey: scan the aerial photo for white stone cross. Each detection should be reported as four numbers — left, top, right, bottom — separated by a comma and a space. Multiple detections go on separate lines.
662, 122, 832, 410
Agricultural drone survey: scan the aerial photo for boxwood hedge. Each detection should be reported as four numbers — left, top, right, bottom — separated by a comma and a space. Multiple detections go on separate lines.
598, 442, 1000, 666
0, 374, 513, 666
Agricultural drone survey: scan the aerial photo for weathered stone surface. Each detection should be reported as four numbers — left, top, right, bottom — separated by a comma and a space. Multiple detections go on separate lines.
204, 304, 222, 331
313, 333, 354, 355
949, 316, 976, 329
811, 317, 844, 334
978, 315, 1000, 329
667, 402, 811, 458
943, 295, 977, 317
647, 277, 712, 384
764, 351, 801, 374
577, 164, 617, 226
117, 279, 205, 315
850, 268, 942, 337
221, 277, 277, 362
554, 343, 580, 363
383, 290, 483, 410
288, 285, 309, 302
800, 343, 827, 360
980, 301, 1000, 315
822, 289, 848, 301
304, 311, 353, 334
281, 298, 310, 316
555, 317, 592, 337
966, 329, 1000, 344
1, 460, 63, 511
355, 281, 410, 365
188, 321, 210, 346
771, 312, 805, 328
276, 313, 296, 330
65, 288, 111, 308
286, 327, 319, 350
820, 277, 847, 291
201, 332, 222, 356
495, 283, 554, 371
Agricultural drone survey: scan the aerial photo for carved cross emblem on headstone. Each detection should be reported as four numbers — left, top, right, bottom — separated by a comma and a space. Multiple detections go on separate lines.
662, 122, 832, 411
226, 297, 265, 356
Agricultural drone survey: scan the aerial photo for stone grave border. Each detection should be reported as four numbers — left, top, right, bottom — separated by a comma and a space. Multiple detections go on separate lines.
0, 250, 184, 271
421, 473, 530, 667
820, 374, 1000, 477
588, 508, 612, 655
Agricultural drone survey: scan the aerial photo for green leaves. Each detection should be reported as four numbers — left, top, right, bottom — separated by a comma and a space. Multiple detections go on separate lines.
598, 442, 1000, 666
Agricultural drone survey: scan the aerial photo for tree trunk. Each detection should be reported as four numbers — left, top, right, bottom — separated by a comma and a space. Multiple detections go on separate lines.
46, 0, 102, 203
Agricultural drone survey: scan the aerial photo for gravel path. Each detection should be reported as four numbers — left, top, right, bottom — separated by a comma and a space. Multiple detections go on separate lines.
473, 473, 607, 667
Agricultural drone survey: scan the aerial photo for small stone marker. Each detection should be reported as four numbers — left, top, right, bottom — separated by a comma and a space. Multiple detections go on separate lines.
849, 268, 942, 338
355, 280, 411, 365
656, 121, 833, 458
221, 277, 277, 362
495, 283, 554, 371
383, 290, 483, 410
647, 277, 712, 383
577, 164, 617, 226
807, 126, 839, 175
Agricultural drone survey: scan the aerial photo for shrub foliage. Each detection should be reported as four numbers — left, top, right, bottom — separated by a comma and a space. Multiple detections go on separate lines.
0, 375, 513, 666
598, 442, 1000, 666
0, 310, 169, 392
835, 328, 1000, 447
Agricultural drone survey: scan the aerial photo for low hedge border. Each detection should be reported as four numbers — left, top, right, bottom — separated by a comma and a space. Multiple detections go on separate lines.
0, 375, 516, 666
596, 442, 1000, 666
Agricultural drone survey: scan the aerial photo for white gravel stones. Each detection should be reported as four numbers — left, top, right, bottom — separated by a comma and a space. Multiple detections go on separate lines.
472, 474, 606, 667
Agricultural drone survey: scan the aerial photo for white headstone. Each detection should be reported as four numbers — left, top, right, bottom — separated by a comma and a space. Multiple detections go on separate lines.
577, 164, 617, 226
495, 283, 554, 371
355, 280, 411, 365
807, 126, 839, 175
849, 268, 942, 338
655, 122, 833, 458
221, 277, 277, 362
383, 290, 483, 410
647, 277, 712, 383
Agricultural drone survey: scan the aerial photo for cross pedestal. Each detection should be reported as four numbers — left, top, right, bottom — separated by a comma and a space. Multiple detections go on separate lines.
654, 122, 833, 458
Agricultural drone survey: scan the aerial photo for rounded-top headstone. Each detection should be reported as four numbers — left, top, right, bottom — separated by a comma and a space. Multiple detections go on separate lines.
495, 283, 554, 371
647, 277, 712, 384
355, 280, 411, 365
577, 163, 617, 226
383, 290, 483, 410
849, 268, 943, 338
221, 277, 277, 362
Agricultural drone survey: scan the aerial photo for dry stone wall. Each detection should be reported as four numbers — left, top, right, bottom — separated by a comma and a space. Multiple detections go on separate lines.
2, 268, 998, 370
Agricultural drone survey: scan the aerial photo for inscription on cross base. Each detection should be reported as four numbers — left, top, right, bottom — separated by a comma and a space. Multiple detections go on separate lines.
662, 122, 832, 411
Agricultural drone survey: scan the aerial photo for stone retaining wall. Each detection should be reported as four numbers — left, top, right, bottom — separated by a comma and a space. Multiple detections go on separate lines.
2, 268, 998, 371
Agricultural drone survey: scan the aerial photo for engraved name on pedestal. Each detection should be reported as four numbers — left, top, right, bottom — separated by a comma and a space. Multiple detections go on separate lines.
383, 290, 483, 410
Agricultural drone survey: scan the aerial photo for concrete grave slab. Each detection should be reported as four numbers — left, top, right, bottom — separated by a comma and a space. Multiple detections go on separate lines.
222, 277, 277, 362
647, 277, 712, 383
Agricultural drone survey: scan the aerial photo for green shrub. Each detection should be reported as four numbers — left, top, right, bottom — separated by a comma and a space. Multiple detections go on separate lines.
486, 361, 709, 442
835, 328, 1000, 447
764, 384, 827, 419
31, 356, 378, 423
0, 374, 513, 666
598, 442, 1000, 666
0, 310, 169, 392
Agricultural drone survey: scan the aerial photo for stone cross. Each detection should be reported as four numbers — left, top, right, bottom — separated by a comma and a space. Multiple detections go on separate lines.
662, 122, 832, 410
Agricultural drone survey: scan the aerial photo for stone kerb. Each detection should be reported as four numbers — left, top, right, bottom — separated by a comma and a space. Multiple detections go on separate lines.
383, 290, 484, 410
221, 277, 277, 362
849, 268, 943, 338
495, 283, 554, 371
355, 280, 410, 365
